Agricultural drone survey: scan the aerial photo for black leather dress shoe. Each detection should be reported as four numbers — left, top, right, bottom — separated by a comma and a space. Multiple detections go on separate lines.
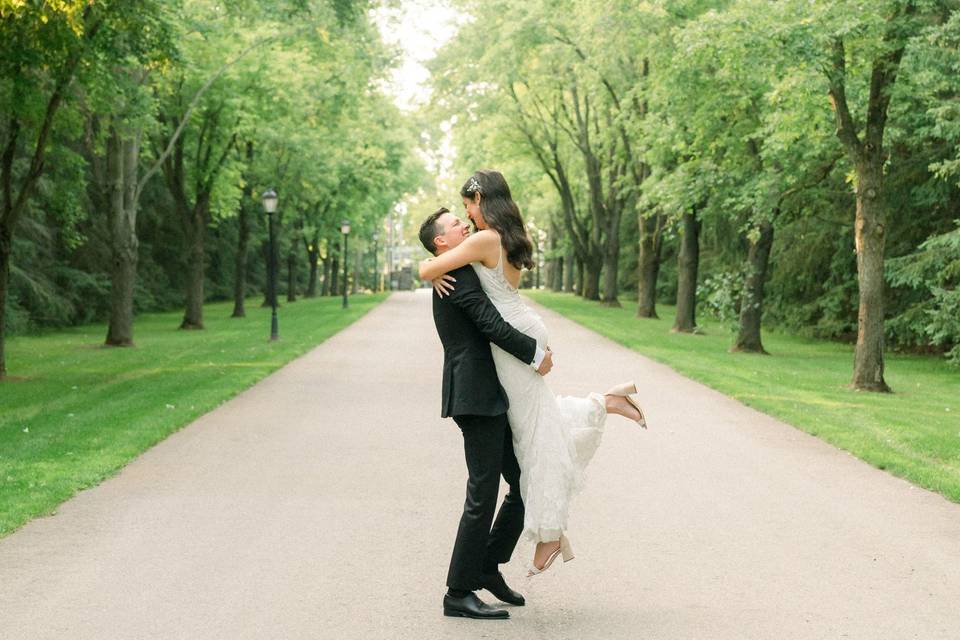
442, 592, 509, 619
479, 571, 525, 606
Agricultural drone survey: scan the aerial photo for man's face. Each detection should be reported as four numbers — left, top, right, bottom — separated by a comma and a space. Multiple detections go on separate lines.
434, 212, 470, 253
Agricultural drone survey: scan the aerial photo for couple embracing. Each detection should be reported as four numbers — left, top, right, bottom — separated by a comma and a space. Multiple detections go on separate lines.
418, 169, 648, 620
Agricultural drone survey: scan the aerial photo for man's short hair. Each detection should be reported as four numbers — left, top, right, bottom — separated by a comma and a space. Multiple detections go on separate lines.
418, 207, 450, 255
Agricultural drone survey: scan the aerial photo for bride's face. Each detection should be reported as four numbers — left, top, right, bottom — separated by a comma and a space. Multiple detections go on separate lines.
462, 194, 486, 231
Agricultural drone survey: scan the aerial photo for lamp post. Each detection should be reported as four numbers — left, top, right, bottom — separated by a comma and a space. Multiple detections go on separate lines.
341, 219, 351, 308
262, 188, 279, 341
372, 232, 380, 292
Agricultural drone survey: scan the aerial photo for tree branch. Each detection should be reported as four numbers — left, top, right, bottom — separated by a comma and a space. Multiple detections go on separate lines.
826, 37, 863, 159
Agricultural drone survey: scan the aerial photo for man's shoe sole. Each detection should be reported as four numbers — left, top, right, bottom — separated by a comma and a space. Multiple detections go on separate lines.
443, 607, 509, 619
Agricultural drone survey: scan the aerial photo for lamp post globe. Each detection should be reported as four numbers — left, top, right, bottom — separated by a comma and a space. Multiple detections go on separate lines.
341, 220, 351, 309
261, 188, 278, 214
262, 188, 279, 341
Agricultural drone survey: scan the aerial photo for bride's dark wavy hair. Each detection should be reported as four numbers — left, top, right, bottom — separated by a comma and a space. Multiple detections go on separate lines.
459, 169, 534, 270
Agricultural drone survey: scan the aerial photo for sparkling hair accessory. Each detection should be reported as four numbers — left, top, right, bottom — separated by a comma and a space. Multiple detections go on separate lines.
465, 176, 482, 194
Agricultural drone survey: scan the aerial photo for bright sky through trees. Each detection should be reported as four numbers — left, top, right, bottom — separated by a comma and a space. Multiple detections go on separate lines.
373, 0, 462, 112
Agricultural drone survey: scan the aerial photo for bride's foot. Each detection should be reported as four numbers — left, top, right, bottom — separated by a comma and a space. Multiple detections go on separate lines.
527, 535, 574, 577
604, 381, 648, 429
532, 540, 561, 571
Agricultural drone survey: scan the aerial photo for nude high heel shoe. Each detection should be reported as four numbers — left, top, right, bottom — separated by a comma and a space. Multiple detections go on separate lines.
527, 534, 575, 577
604, 381, 648, 429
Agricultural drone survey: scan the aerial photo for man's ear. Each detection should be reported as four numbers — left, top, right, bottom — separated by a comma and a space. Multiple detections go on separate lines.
434, 235, 447, 250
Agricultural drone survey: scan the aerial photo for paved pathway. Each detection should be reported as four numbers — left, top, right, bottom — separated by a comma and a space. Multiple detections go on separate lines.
2, 290, 959, 639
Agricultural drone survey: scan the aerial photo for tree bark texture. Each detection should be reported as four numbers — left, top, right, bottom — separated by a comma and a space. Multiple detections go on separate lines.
306, 232, 320, 297
564, 250, 574, 292
551, 256, 564, 291
105, 127, 141, 345
352, 248, 360, 294
732, 219, 774, 354
851, 159, 890, 390
582, 256, 601, 300
330, 254, 339, 297
232, 142, 254, 318
321, 254, 331, 296
0, 225, 10, 378
261, 240, 271, 308
673, 209, 701, 333
601, 228, 621, 307
286, 245, 297, 302
231, 201, 249, 317
637, 213, 664, 319
180, 198, 208, 330
575, 257, 585, 297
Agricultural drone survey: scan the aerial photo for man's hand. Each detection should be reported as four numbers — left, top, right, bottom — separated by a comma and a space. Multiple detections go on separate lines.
432, 274, 456, 298
536, 347, 553, 376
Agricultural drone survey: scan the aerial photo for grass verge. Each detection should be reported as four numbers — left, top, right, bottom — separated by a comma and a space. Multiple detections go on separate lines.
0, 293, 387, 538
526, 291, 960, 503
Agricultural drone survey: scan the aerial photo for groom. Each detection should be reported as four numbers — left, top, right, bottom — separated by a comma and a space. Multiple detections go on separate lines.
419, 207, 552, 620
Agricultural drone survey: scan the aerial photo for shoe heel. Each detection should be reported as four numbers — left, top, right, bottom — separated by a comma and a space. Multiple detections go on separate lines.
625, 395, 648, 429
560, 534, 574, 562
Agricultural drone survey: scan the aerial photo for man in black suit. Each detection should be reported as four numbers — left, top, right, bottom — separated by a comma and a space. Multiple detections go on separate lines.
418, 207, 553, 620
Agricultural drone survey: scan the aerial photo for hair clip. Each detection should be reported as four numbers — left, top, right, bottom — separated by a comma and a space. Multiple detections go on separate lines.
466, 177, 481, 194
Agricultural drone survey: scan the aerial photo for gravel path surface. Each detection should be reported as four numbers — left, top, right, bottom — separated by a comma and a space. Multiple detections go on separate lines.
2, 290, 959, 639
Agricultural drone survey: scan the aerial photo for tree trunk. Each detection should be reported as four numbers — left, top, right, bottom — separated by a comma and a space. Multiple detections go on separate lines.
851, 159, 890, 391
261, 240, 272, 307
552, 256, 564, 291
321, 254, 331, 296
307, 257, 318, 297
732, 218, 774, 354
306, 232, 320, 298
575, 257, 585, 296
600, 228, 621, 307
0, 224, 10, 378
232, 201, 249, 317
673, 209, 701, 333
330, 254, 339, 297
637, 213, 664, 319
232, 141, 254, 318
105, 129, 141, 346
181, 201, 207, 330
825, 31, 908, 391
582, 255, 601, 301
352, 247, 360, 294
564, 250, 574, 292
287, 245, 297, 302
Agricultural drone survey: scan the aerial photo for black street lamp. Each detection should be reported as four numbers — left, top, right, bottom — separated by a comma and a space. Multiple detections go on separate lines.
372, 231, 380, 292
262, 188, 279, 341
341, 219, 351, 308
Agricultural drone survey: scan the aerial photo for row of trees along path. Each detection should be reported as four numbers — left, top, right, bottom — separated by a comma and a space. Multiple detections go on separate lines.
431, 0, 960, 393
0, 0, 420, 379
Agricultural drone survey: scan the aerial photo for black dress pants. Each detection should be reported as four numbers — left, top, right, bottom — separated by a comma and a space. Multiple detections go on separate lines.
446, 413, 525, 591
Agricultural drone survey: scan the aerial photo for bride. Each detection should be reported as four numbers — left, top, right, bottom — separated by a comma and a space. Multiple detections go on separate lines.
418, 169, 647, 575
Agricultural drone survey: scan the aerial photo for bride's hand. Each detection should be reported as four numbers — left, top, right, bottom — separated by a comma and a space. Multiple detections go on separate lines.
432, 274, 456, 297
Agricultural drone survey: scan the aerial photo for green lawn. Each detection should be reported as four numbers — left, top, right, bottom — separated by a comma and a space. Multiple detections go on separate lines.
0, 293, 387, 538
527, 291, 960, 503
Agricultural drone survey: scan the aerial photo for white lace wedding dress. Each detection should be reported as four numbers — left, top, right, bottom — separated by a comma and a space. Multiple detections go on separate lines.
472, 250, 607, 544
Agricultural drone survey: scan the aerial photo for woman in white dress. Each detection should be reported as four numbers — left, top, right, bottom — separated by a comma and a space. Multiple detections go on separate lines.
418, 169, 647, 575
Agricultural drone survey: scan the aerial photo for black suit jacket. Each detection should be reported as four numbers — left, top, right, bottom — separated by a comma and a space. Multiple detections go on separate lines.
432, 264, 537, 418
